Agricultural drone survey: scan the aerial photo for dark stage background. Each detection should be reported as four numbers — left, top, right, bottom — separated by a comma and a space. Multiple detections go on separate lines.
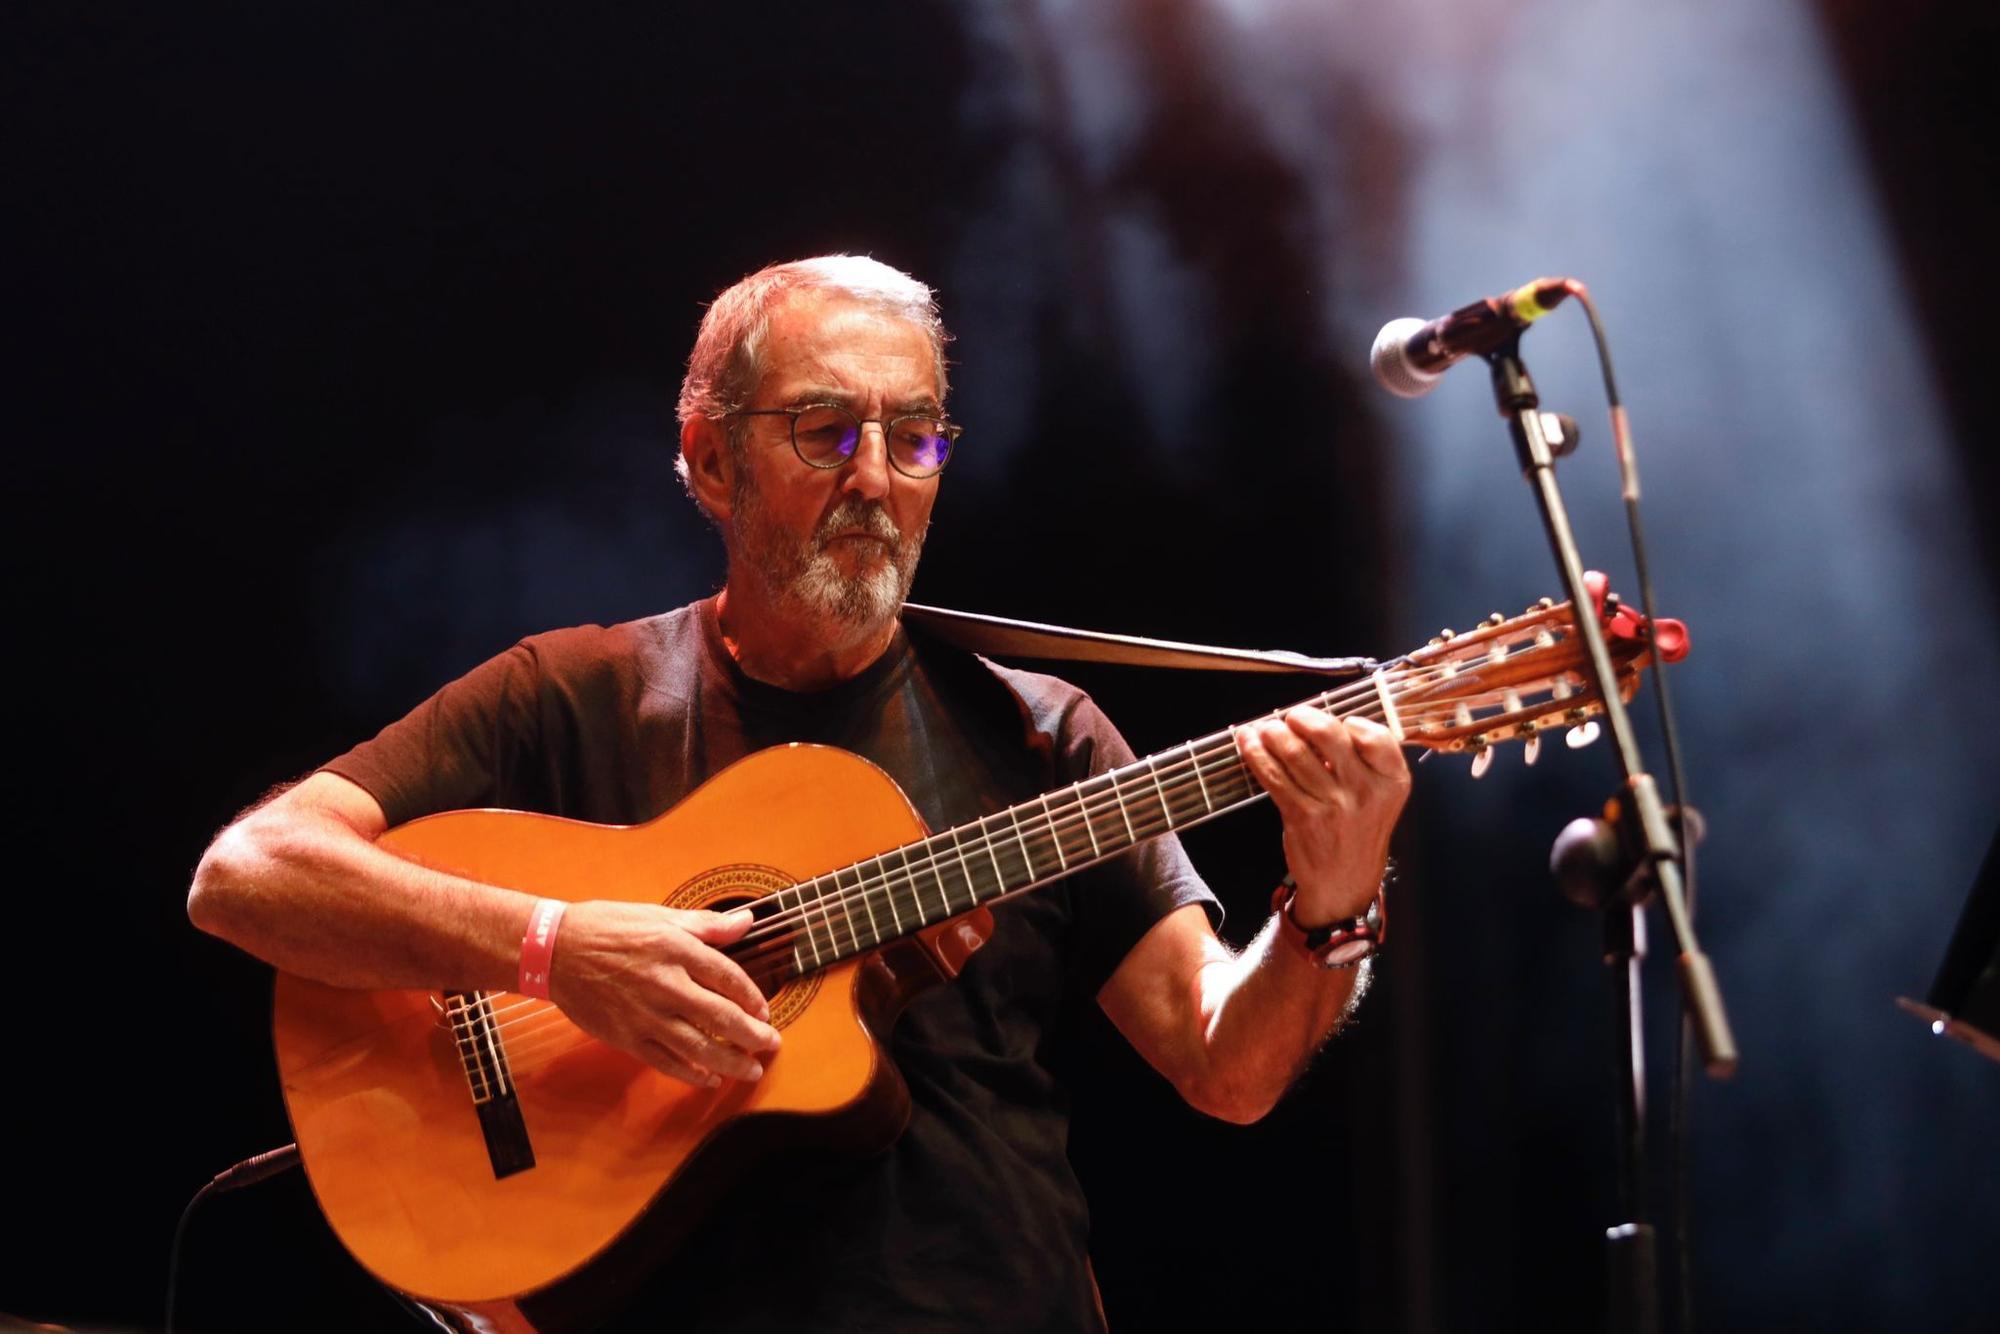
7, 3, 1997, 1332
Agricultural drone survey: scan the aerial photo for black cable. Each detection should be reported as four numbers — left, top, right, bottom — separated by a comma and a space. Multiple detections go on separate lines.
1567, 282, 1700, 1334
166, 1143, 301, 1333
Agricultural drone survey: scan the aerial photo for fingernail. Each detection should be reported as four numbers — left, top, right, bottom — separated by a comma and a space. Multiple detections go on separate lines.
748, 1063, 764, 1080
704, 1073, 721, 1088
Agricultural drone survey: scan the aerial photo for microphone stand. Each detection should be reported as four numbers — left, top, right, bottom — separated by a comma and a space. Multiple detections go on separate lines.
1482, 343, 1737, 1334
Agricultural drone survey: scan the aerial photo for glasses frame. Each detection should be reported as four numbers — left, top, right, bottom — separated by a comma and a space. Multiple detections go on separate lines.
731, 403, 961, 480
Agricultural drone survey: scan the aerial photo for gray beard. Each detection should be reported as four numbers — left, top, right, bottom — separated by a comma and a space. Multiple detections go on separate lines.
731, 485, 926, 637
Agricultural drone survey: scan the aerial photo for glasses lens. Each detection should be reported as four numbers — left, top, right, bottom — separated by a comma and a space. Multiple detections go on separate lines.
792, 405, 861, 466
889, 418, 953, 476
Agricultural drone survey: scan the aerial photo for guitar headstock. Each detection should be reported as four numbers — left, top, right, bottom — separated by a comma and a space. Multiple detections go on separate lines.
1388, 572, 1687, 774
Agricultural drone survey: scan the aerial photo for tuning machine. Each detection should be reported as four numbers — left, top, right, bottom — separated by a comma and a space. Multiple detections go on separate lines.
1501, 691, 1539, 766
1565, 718, 1601, 749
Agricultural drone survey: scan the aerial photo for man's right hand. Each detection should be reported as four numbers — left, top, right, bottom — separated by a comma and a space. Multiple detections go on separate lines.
547, 901, 784, 1088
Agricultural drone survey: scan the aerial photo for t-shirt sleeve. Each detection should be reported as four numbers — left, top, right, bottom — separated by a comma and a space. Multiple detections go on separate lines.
1051, 690, 1224, 999
321, 642, 545, 827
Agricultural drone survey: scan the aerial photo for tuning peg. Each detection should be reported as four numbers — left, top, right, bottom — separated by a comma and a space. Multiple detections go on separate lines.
1565, 720, 1601, 749
1470, 746, 1494, 778
1486, 612, 1505, 627
1523, 733, 1542, 765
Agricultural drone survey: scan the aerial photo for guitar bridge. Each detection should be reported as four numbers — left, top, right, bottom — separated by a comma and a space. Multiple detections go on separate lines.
442, 989, 536, 1179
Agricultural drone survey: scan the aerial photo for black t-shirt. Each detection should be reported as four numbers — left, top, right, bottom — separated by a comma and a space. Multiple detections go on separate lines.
325, 598, 1219, 1332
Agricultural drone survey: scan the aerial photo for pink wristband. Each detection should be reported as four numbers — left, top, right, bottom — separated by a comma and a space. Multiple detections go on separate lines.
518, 898, 567, 999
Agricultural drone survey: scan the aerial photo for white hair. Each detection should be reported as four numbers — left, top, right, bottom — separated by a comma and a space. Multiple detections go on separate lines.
676, 252, 949, 454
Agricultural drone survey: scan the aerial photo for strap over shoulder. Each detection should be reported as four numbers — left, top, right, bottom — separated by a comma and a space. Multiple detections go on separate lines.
900, 603, 1376, 678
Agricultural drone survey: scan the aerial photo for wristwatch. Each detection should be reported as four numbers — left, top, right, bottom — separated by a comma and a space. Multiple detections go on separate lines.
1270, 870, 1388, 969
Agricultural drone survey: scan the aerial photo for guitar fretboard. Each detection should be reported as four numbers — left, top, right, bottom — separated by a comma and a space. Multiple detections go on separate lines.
750, 724, 1271, 982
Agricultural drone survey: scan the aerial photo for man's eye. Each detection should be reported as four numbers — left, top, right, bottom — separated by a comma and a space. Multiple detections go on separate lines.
793, 407, 852, 433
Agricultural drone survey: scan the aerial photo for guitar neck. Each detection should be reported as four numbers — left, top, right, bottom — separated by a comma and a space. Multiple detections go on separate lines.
751, 685, 1359, 982
736, 585, 1672, 985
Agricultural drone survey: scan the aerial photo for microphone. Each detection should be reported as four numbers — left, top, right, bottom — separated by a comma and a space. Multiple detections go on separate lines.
1371, 277, 1574, 398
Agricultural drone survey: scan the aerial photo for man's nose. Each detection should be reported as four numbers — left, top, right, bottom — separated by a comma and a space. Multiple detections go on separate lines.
839, 421, 893, 501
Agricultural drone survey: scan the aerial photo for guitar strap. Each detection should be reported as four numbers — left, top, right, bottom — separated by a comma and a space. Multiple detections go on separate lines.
899, 603, 1377, 678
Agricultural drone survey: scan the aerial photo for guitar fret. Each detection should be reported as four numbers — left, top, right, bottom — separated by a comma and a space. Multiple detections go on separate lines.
1007, 806, 1042, 883
896, 846, 924, 927
813, 876, 841, 959
950, 826, 980, 906
1145, 754, 1175, 829
1188, 740, 1215, 812
930, 836, 960, 917
796, 884, 826, 970
979, 820, 1007, 895
881, 853, 906, 936
1223, 726, 1248, 805
833, 874, 860, 957
911, 842, 949, 923
1072, 781, 1102, 858
1109, 771, 1137, 844
1039, 794, 1069, 871
850, 865, 882, 950
987, 816, 1029, 892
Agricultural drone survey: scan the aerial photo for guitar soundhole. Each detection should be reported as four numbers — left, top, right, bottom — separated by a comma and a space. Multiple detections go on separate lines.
668, 864, 825, 1029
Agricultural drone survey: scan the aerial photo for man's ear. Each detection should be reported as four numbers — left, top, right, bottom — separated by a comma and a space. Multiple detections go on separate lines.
681, 416, 736, 524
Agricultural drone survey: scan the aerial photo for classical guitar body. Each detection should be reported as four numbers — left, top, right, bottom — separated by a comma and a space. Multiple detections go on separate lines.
273, 745, 993, 1332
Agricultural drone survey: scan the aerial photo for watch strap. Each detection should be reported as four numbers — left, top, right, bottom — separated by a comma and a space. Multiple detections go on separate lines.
1271, 871, 1388, 969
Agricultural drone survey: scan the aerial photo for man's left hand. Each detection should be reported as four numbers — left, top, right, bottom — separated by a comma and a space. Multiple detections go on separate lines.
1235, 707, 1410, 925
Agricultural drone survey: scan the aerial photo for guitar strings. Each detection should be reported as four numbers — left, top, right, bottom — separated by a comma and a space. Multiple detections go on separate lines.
478, 653, 1535, 1050
483, 651, 1539, 1043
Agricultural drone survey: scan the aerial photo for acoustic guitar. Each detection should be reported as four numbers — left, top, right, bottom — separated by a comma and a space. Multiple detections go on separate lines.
272, 584, 1686, 1330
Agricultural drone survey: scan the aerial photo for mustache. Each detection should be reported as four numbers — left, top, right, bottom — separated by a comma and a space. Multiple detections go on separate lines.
814, 498, 901, 547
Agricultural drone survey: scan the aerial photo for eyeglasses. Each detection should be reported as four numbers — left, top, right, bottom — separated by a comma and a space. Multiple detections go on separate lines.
732, 403, 960, 480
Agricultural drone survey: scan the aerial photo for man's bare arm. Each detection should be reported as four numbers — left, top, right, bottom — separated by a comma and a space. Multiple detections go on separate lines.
1098, 709, 1407, 1123
187, 772, 781, 1087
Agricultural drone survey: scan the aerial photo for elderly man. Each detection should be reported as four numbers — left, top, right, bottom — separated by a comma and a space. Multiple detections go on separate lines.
188, 255, 1408, 1331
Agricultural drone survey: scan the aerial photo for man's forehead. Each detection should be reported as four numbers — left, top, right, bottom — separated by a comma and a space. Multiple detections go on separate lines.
759, 293, 940, 403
